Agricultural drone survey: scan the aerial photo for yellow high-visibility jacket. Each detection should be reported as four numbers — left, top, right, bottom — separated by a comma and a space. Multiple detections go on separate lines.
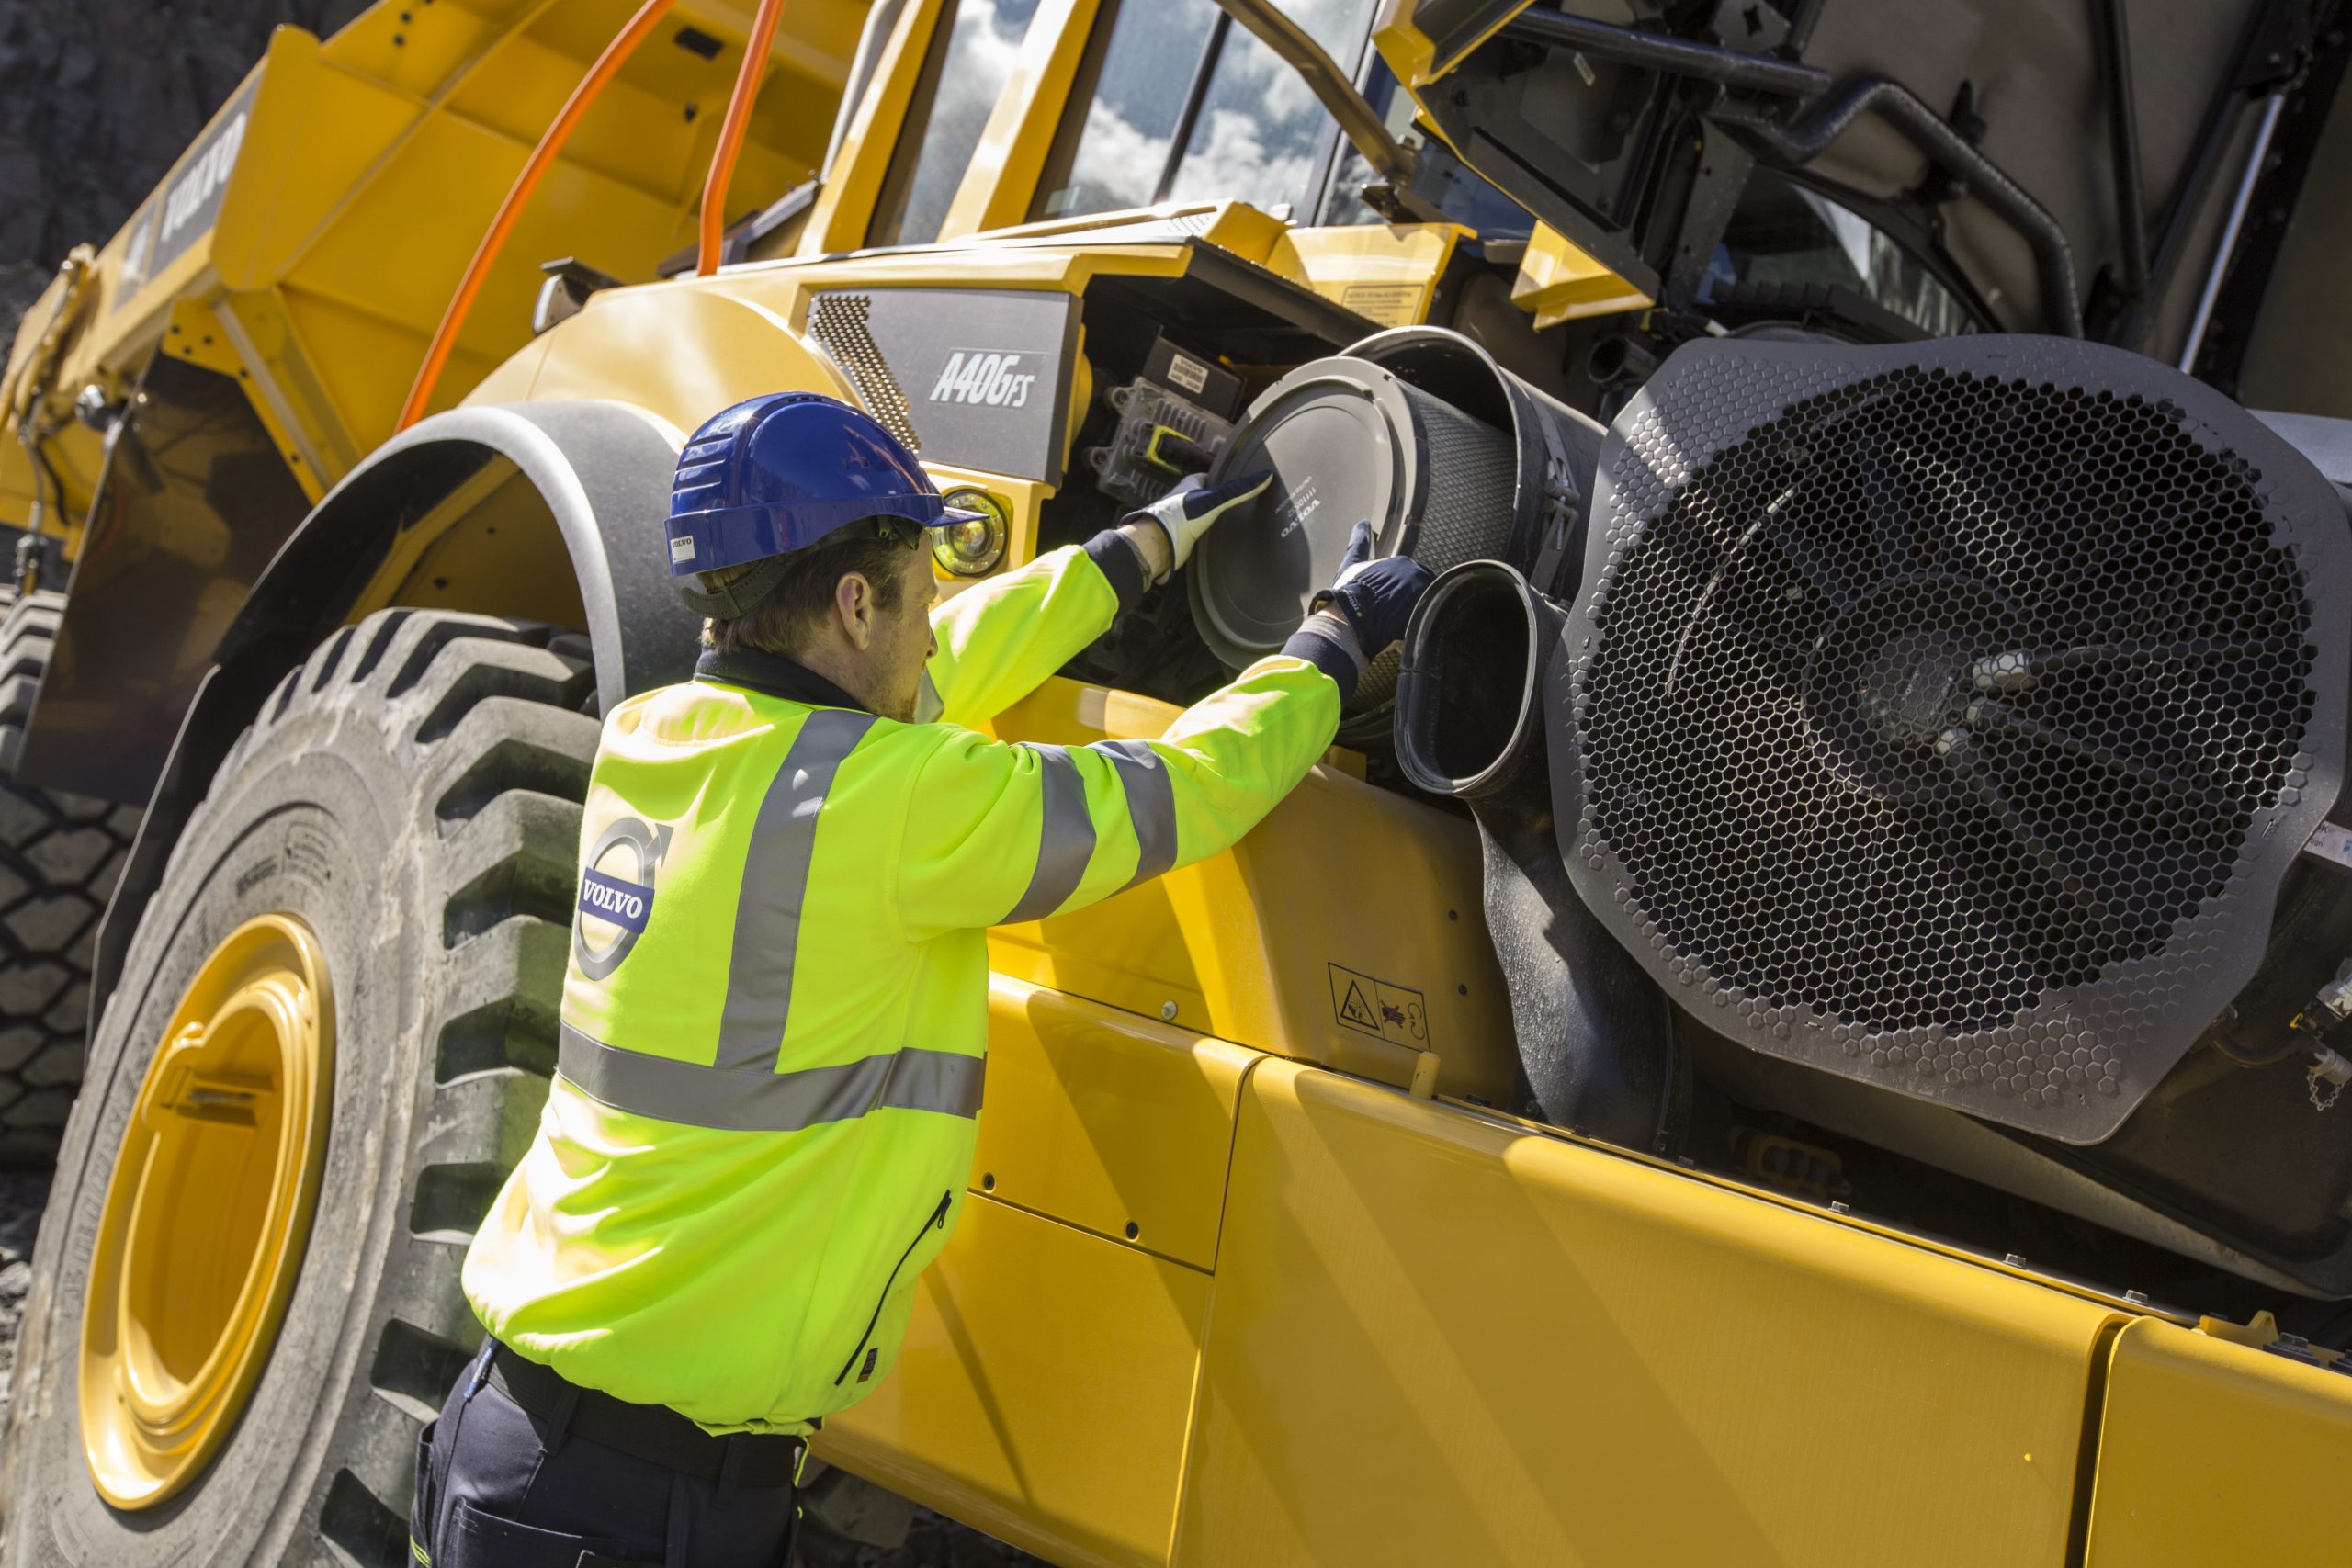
461, 541, 1341, 1433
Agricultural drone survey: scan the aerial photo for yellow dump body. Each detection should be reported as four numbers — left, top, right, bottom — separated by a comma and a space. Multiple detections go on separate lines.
6, 0, 2351, 1562
0, 0, 864, 537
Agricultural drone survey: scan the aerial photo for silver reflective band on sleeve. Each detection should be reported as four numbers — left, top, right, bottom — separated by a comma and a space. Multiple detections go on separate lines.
913, 668, 944, 725
560, 1022, 985, 1131
1001, 743, 1095, 923
1089, 739, 1178, 890
714, 709, 876, 1073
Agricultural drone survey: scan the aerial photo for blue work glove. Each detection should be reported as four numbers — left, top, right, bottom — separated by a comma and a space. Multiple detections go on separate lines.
1317, 521, 1433, 652
1282, 521, 1433, 703
1126, 470, 1273, 574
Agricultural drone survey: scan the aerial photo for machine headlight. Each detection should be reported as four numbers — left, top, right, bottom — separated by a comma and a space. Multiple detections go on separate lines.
933, 489, 1010, 576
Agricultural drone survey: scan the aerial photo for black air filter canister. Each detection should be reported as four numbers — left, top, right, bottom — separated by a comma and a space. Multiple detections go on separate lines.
1553, 336, 2351, 1145
1190, 356, 1517, 678
1349, 326, 1605, 598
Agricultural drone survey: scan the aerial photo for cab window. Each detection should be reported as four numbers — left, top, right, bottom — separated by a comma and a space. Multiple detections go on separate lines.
1162, 0, 1374, 214
868, 0, 1046, 247
1705, 174, 1974, 338
1034, 0, 1375, 223
1314, 59, 1532, 236
1037, 0, 1222, 217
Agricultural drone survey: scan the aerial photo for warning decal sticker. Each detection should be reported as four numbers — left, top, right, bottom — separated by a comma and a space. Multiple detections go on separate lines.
1339, 282, 1422, 325
1328, 964, 1430, 1049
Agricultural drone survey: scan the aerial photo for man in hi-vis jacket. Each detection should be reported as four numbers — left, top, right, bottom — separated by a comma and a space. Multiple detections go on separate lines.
411, 392, 1432, 1566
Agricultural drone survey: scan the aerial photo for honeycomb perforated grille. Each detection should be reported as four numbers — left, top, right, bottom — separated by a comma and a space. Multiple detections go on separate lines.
808, 293, 921, 451
1555, 339, 2351, 1141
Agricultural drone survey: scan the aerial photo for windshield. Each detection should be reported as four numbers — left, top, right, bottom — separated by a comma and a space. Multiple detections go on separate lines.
1034, 0, 1375, 223
868, 0, 1045, 247
1164, 0, 1373, 210
1705, 175, 1973, 338
1039, 0, 1221, 216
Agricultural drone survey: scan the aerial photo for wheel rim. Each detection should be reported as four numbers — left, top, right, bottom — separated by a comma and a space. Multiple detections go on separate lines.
80, 914, 334, 1510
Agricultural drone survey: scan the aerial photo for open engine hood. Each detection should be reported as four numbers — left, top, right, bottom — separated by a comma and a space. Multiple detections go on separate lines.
1382, 0, 2346, 355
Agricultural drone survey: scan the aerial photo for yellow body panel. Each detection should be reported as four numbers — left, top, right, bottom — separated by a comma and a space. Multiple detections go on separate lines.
821, 1194, 1212, 1568
833, 1037, 2210, 1567
2086, 1318, 2352, 1565
983, 676, 1518, 1104
469, 280, 848, 428
1271, 223, 1465, 328
970, 974, 1257, 1270
1183, 1064, 2115, 1567
1512, 220, 1654, 328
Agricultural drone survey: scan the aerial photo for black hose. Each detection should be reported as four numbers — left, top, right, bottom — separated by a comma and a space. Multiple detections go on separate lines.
1499, 9, 1831, 100
1751, 76, 2086, 337
2094, 0, 2151, 299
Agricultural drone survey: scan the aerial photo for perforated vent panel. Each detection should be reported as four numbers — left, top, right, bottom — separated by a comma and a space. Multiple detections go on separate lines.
1552, 338, 2352, 1141
807, 294, 921, 451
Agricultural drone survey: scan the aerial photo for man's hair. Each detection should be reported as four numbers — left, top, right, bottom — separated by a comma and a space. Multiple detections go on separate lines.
700, 526, 914, 657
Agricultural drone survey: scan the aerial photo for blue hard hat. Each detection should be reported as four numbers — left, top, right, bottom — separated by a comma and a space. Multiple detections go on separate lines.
664, 392, 982, 577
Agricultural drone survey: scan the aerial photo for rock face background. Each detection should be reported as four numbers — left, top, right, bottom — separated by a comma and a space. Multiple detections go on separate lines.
0, 0, 368, 332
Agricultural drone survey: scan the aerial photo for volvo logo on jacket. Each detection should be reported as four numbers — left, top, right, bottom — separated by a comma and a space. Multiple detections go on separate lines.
573, 816, 672, 978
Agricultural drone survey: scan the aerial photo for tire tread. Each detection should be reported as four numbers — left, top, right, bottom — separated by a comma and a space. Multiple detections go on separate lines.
6, 605, 602, 1563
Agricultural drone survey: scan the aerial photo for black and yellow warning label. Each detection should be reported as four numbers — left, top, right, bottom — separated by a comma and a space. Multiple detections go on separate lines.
1329, 964, 1430, 1048
1339, 281, 1423, 325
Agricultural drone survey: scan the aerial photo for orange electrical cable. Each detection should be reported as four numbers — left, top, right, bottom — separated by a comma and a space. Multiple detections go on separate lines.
698, 0, 787, 276
396, 0, 678, 433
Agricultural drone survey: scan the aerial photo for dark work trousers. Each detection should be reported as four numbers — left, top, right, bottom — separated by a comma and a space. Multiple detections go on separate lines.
413, 1342, 799, 1567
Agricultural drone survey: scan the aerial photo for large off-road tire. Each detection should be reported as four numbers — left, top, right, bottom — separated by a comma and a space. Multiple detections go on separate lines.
0, 585, 62, 773
0, 609, 595, 1565
0, 586, 141, 1165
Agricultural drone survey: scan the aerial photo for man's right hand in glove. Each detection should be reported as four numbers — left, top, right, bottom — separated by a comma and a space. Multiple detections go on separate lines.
1282, 521, 1433, 704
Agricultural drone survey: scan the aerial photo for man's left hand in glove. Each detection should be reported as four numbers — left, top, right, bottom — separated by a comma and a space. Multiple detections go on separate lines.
1119, 470, 1273, 583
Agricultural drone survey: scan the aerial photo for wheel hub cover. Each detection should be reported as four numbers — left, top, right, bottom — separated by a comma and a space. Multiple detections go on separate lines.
79, 914, 334, 1508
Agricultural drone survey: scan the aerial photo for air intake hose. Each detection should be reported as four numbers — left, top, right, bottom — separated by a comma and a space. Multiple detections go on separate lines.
1394, 560, 1672, 1145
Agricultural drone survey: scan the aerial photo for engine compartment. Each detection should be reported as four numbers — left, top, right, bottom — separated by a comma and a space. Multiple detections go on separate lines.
1027, 249, 2352, 1337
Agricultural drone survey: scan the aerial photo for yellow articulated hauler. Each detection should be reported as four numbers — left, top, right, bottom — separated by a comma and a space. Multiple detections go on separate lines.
4, 0, 2352, 1562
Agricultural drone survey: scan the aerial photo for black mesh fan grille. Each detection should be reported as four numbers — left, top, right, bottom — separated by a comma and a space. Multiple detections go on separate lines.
1557, 342, 2350, 1141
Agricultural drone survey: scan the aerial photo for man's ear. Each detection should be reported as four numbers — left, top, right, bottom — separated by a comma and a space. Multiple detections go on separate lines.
834, 570, 875, 651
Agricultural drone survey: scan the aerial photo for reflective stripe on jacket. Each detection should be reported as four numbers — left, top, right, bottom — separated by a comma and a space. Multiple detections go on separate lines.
460, 543, 1341, 1432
